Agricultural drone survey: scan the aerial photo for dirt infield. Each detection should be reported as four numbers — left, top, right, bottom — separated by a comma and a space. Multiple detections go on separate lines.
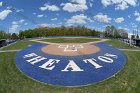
30, 38, 108, 44
30, 38, 108, 56
41, 43, 100, 56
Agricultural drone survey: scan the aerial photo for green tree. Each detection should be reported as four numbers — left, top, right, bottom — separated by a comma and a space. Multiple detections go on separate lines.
11, 33, 19, 40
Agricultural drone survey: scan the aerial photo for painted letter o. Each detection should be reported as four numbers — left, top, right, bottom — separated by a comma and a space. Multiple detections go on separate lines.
98, 56, 113, 63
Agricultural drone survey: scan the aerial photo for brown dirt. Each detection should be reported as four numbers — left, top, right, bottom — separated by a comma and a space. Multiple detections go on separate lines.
30, 38, 108, 56
41, 43, 100, 56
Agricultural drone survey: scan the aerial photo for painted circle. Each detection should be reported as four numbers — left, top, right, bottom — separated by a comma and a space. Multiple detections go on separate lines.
15, 42, 126, 86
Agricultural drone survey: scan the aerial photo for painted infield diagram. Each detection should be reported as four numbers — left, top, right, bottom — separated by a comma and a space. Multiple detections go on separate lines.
15, 42, 126, 86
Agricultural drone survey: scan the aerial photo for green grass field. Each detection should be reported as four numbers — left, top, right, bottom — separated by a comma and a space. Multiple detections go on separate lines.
0, 38, 140, 93
38, 38, 101, 43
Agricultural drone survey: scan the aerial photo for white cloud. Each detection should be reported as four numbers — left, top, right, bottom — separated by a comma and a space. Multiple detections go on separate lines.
101, 0, 137, 10
88, 17, 94, 22
9, 25, 19, 33
115, 17, 124, 23
131, 23, 137, 28
24, 23, 28, 25
0, 10, 12, 20
62, 0, 88, 12
134, 11, 140, 16
128, 15, 131, 18
0, 2, 3, 7
71, 0, 86, 4
58, 22, 62, 25
11, 19, 25, 25
40, 4, 60, 11
94, 13, 112, 23
37, 14, 44, 18
19, 19, 25, 23
66, 14, 88, 25
118, 26, 130, 31
56, 13, 59, 16
63, 3, 88, 12
33, 13, 36, 15
10, 19, 25, 33
136, 16, 140, 22
51, 18, 58, 21
60, 3, 65, 6
12, 21, 17, 25
39, 23, 48, 27
89, 0, 94, 7
16, 9, 24, 12
134, 11, 140, 22
115, 1, 129, 10
101, 0, 111, 7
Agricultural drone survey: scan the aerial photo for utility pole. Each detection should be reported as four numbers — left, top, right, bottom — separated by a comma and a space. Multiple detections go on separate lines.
134, 28, 136, 39
136, 26, 139, 39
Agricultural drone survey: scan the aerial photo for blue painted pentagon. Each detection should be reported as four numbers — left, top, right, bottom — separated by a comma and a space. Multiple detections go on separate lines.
15, 42, 126, 86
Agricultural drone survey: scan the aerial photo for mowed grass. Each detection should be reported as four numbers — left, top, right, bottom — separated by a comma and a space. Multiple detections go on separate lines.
38, 38, 101, 43
0, 40, 35, 50
106, 39, 139, 49
0, 39, 140, 93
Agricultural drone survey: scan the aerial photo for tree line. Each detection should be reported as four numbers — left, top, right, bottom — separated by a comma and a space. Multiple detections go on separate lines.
0, 25, 128, 40
0, 31, 18, 40
104, 25, 128, 39
19, 26, 101, 39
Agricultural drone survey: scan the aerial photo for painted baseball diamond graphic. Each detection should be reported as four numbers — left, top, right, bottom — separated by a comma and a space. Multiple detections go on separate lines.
15, 42, 126, 86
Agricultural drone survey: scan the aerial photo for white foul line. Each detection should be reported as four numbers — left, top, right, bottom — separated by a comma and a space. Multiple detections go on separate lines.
0, 50, 20, 53
119, 49, 140, 52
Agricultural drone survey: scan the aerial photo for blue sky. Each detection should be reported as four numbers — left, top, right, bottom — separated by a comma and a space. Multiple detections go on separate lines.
0, 0, 140, 35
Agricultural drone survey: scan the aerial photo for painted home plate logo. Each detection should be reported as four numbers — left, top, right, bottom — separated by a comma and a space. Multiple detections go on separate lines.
58, 45, 83, 51
15, 42, 126, 86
